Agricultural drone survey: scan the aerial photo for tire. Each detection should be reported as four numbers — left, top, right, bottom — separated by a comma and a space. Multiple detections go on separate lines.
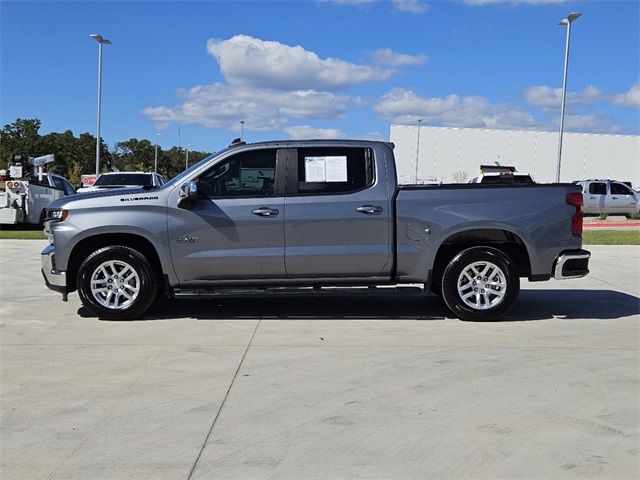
77, 245, 157, 320
441, 246, 519, 321
38, 209, 46, 229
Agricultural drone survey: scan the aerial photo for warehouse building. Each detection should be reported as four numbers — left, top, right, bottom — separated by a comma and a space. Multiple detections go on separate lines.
390, 125, 639, 187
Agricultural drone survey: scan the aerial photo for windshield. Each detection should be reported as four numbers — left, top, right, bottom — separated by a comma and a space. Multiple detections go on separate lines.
94, 173, 153, 186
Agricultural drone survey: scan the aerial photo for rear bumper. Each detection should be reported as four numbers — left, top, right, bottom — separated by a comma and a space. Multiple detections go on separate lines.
553, 249, 591, 280
41, 244, 68, 296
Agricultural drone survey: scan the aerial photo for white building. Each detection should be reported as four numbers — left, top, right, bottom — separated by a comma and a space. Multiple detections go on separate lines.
390, 125, 640, 187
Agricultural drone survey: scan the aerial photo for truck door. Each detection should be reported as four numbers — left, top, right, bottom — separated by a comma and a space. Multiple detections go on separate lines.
584, 181, 606, 214
608, 182, 638, 214
283, 146, 392, 278
167, 148, 286, 283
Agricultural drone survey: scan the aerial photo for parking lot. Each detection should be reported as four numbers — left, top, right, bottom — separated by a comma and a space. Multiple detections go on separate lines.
1, 240, 638, 480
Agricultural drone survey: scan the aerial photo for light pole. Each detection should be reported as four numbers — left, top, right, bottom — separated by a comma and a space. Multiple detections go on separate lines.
90, 34, 111, 177
555, 12, 581, 183
415, 119, 423, 183
185, 144, 194, 170
154, 133, 163, 173
240, 120, 245, 141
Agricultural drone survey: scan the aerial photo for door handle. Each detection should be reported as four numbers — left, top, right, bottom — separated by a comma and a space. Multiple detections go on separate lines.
356, 205, 383, 214
252, 207, 279, 217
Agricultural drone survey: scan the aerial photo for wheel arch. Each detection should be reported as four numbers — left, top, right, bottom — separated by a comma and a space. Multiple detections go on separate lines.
429, 228, 531, 292
66, 233, 163, 293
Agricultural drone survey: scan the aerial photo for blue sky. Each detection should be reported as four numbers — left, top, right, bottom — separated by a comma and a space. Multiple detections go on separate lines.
1, 0, 638, 154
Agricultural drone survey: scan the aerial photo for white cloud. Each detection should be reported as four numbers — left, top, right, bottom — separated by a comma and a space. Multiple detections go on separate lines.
141, 83, 350, 132
375, 86, 627, 134
321, 0, 430, 13
612, 83, 640, 108
206, 35, 394, 91
464, 0, 565, 5
374, 87, 537, 130
318, 0, 375, 5
524, 85, 602, 112
284, 125, 348, 139
143, 35, 428, 135
392, 0, 430, 14
359, 131, 389, 141
371, 48, 428, 66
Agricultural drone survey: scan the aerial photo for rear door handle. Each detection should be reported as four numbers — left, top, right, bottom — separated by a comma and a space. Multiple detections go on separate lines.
356, 205, 383, 214
252, 207, 279, 217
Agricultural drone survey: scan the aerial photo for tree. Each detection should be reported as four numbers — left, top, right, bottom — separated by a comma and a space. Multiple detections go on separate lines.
1, 118, 212, 182
0, 118, 42, 167
114, 138, 155, 172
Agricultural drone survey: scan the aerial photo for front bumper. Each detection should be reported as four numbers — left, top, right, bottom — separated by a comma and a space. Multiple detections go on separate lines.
41, 244, 68, 298
553, 249, 591, 280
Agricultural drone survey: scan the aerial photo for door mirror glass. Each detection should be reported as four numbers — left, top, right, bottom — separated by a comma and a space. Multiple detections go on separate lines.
178, 181, 198, 209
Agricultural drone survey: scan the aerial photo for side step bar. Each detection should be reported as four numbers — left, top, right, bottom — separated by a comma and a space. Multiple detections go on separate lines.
172, 285, 423, 299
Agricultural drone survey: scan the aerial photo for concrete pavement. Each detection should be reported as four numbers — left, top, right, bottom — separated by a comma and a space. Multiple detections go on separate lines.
1, 240, 638, 479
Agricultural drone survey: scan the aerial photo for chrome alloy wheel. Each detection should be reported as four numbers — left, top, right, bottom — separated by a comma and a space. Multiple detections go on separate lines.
90, 259, 141, 310
456, 260, 507, 310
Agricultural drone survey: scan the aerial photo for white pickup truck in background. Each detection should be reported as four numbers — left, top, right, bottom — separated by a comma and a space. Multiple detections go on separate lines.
574, 179, 639, 216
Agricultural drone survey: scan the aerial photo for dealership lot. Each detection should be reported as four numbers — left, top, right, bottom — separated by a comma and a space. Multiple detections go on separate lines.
1, 240, 638, 480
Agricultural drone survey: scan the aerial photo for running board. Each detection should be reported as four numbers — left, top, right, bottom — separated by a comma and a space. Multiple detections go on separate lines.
172, 285, 423, 299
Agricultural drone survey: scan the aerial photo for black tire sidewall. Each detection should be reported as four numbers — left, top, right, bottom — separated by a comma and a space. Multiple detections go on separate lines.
77, 246, 157, 320
442, 247, 519, 321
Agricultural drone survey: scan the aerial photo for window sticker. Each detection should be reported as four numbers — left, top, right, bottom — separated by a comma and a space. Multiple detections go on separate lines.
305, 156, 347, 182
305, 157, 326, 182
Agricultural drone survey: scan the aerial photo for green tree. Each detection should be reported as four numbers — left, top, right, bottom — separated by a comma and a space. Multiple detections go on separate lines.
1, 118, 213, 182
0, 118, 42, 167
114, 138, 155, 172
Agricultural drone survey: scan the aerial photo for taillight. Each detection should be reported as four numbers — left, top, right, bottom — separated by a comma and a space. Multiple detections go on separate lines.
566, 192, 583, 236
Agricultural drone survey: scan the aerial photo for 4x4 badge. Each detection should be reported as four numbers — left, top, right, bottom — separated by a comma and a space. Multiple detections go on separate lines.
176, 236, 199, 244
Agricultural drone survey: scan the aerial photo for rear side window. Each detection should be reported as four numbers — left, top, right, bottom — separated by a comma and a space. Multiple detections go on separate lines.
295, 147, 374, 195
588, 182, 606, 195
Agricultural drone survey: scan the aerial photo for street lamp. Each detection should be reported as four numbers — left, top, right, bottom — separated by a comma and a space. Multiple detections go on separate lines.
185, 144, 194, 170
555, 12, 581, 183
154, 133, 163, 173
415, 119, 423, 183
90, 34, 111, 177
240, 120, 245, 141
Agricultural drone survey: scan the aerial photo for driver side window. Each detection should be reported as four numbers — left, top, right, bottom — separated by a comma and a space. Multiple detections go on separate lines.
198, 149, 277, 198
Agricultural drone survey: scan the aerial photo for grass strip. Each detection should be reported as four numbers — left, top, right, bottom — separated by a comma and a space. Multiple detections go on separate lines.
0, 230, 47, 240
582, 230, 640, 245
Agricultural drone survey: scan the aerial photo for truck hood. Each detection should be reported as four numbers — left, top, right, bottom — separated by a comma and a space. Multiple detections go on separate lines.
47, 185, 165, 210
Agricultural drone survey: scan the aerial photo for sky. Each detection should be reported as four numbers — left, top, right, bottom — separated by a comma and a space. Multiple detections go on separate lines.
1, 0, 638, 154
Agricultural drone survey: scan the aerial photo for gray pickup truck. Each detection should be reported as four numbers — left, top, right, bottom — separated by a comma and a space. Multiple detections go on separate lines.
42, 139, 590, 321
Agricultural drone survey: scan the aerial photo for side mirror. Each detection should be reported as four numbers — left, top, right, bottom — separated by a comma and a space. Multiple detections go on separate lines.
177, 181, 198, 210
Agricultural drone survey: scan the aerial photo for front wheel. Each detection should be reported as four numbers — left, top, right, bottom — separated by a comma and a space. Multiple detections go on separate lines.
441, 247, 519, 321
77, 246, 157, 320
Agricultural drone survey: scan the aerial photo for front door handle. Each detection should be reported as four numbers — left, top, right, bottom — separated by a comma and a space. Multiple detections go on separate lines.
356, 205, 383, 214
252, 207, 279, 217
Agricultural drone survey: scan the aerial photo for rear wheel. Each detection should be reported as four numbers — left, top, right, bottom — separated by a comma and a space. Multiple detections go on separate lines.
441, 246, 519, 321
77, 245, 157, 320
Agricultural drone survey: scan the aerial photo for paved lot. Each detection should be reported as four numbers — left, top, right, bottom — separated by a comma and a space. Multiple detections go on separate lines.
1, 240, 638, 480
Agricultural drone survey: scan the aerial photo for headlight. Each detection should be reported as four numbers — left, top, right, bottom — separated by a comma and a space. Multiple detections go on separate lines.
46, 209, 68, 223
43, 209, 68, 243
